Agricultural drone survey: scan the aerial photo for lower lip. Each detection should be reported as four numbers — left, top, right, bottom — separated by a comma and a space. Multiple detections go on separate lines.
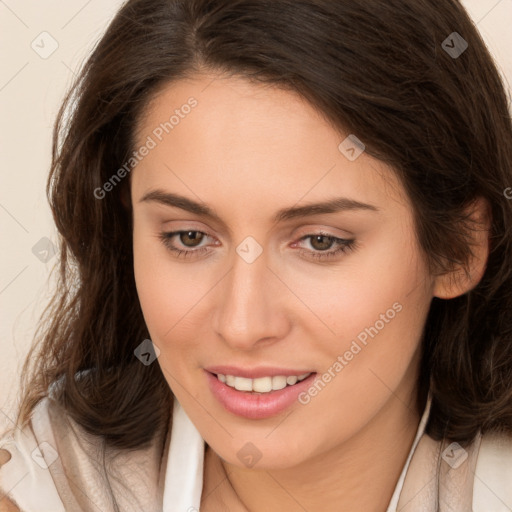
205, 370, 317, 419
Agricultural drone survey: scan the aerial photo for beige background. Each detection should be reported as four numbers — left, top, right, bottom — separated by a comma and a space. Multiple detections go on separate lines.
1, 0, 511, 432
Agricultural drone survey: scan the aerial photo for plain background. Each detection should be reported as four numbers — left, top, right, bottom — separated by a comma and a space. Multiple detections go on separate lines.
1, 0, 511, 432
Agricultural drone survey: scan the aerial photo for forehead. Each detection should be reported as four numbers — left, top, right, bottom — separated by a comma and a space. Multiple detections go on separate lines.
131, 73, 409, 221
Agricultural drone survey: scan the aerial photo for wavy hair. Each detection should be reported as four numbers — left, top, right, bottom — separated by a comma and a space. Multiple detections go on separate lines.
11, 0, 512, 449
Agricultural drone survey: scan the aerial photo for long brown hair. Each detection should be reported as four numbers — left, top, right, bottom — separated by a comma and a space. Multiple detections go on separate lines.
11, 0, 512, 450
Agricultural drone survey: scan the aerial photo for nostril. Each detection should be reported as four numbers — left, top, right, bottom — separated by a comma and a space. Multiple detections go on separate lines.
0, 448, 12, 467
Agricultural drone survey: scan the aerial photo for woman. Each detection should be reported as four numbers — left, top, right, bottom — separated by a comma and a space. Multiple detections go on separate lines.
1, 0, 512, 510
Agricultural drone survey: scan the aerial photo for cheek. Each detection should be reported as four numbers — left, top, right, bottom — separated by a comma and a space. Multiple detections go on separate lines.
292, 235, 431, 396
340, 299, 428, 403
132, 226, 214, 364
132, 225, 181, 346
282, 231, 426, 346
133, 227, 169, 334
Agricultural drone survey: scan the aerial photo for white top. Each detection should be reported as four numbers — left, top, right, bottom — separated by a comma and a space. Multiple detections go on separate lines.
2, 391, 512, 511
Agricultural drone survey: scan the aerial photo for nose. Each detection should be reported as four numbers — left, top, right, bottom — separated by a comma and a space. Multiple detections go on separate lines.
212, 241, 291, 351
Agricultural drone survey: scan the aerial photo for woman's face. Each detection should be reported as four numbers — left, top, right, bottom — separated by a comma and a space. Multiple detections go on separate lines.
131, 72, 436, 469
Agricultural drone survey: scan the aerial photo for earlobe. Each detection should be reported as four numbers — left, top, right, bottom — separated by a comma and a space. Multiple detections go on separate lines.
433, 196, 491, 300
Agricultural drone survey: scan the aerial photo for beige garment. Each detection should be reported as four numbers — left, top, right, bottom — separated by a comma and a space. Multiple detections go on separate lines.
397, 428, 512, 512
0, 396, 169, 511
1, 392, 512, 511
396, 430, 481, 511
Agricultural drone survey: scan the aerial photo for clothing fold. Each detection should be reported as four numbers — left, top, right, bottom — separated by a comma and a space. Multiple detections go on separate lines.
0, 391, 506, 512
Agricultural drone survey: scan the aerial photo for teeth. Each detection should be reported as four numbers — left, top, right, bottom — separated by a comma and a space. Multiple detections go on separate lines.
216, 372, 312, 393
234, 377, 252, 392
272, 376, 287, 390
253, 376, 272, 392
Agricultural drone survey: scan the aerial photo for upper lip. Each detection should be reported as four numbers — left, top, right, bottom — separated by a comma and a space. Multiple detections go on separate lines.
205, 365, 315, 379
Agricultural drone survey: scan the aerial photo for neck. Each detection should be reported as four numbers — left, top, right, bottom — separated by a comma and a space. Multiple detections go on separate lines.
219, 385, 426, 512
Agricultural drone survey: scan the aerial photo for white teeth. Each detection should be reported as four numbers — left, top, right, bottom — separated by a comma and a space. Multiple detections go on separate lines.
272, 376, 287, 390
234, 377, 253, 392
253, 376, 272, 393
217, 372, 312, 393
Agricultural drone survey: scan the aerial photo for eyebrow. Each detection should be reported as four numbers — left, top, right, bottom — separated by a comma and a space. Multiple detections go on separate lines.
139, 189, 379, 223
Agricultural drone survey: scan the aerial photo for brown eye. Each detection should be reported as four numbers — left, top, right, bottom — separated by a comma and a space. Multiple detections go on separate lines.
293, 233, 356, 262
179, 231, 205, 247
159, 229, 213, 259
309, 235, 336, 251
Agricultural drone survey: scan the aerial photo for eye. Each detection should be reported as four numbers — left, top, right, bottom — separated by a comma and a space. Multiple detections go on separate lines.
158, 229, 356, 262
292, 232, 356, 261
158, 230, 214, 259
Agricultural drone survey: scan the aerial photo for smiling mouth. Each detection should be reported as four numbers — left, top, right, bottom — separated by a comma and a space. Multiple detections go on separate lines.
212, 372, 313, 394
206, 370, 317, 419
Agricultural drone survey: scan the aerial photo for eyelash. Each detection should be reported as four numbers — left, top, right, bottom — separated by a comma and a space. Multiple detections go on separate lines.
158, 230, 356, 262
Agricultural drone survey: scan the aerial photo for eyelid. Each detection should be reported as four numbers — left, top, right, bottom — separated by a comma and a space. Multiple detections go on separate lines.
292, 225, 355, 239
293, 230, 346, 244
160, 217, 354, 239
160, 226, 353, 248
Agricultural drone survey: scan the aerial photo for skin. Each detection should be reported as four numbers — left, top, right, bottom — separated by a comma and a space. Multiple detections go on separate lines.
130, 72, 489, 511
0, 450, 19, 511
0, 499, 19, 512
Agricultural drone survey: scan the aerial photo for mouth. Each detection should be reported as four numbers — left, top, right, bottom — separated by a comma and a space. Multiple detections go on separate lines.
205, 369, 317, 419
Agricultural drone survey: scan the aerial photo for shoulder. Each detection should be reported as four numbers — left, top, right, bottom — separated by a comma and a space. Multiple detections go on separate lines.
0, 393, 171, 512
0, 397, 67, 511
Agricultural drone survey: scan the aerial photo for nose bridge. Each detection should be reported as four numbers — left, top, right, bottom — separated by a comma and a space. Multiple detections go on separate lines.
213, 238, 286, 349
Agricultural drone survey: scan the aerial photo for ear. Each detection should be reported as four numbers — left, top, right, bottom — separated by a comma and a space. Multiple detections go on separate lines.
432, 196, 491, 300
